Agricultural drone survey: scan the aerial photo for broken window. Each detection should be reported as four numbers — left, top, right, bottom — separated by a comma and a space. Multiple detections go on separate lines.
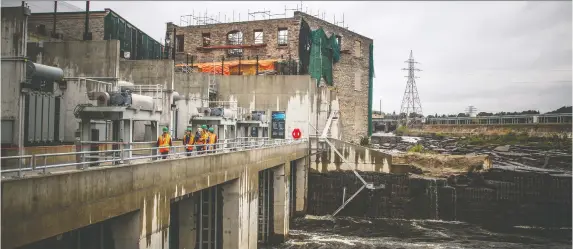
354, 40, 362, 57
278, 28, 288, 46
354, 71, 362, 91
175, 35, 184, 52
335, 35, 342, 49
227, 30, 243, 57
254, 29, 264, 44
202, 33, 211, 47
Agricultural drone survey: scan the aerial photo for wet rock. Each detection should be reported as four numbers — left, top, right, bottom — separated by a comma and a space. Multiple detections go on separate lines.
494, 145, 511, 152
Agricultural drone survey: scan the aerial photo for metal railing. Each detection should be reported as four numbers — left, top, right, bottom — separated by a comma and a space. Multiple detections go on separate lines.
1, 137, 307, 177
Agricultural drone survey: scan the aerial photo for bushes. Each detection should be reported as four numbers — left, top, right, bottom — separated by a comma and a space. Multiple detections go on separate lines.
407, 144, 425, 153
359, 136, 370, 146
395, 126, 409, 136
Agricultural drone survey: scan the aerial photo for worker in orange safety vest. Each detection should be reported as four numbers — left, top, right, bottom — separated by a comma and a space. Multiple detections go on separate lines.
183, 127, 195, 156
207, 127, 218, 152
156, 127, 172, 159
195, 125, 209, 154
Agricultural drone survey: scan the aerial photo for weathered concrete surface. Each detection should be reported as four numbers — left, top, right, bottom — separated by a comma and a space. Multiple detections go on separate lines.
217, 75, 328, 140
410, 124, 573, 138
1, 7, 29, 146
222, 169, 259, 249
119, 60, 174, 90
272, 164, 289, 243
1, 142, 308, 249
294, 157, 308, 215
41, 40, 121, 142
311, 138, 393, 173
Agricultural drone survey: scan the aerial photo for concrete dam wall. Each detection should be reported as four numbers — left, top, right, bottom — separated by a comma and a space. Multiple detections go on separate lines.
307, 169, 571, 228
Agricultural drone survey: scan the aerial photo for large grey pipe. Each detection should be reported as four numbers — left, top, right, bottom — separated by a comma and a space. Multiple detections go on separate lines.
26, 61, 64, 82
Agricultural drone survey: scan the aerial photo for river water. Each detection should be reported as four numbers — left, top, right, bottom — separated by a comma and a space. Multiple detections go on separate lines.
269, 215, 572, 249
268, 134, 572, 249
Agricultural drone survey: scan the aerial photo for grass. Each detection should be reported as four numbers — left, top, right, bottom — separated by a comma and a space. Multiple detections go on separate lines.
395, 126, 409, 136
457, 132, 572, 150
407, 144, 438, 154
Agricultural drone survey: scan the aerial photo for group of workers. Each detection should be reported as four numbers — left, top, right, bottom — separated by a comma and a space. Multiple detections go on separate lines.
156, 125, 218, 159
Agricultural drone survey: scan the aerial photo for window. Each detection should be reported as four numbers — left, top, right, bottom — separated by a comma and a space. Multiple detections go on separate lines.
254, 29, 264, 44
278, 28, 288, 46
354, 71, 362, 91
335, 35, 342, 49
354, 40, 362, 57
202, 33, 211, 47
175, 35, 184, 52
227, 30, 243, 57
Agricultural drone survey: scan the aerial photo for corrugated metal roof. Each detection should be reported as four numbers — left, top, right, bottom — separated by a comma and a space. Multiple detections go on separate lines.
1, 0, 83, 13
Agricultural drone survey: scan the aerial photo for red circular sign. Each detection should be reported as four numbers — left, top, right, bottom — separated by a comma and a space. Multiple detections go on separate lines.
292, 128, 302, 139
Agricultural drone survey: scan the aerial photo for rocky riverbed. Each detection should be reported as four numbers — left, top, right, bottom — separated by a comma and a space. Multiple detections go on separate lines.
371, 133, 572, 173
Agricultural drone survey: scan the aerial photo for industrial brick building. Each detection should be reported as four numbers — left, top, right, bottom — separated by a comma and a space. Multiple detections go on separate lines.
166, 11, 374, 142
26, 8, 164, 60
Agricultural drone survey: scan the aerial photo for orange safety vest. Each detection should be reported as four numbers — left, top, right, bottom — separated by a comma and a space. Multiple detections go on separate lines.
208, 133, 217, 150
195, 131, 208, 151
184, 134, 195, 151
158, 134, 171, 153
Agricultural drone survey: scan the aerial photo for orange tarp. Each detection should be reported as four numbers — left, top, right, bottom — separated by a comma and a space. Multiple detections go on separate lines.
176, 59, 278, 76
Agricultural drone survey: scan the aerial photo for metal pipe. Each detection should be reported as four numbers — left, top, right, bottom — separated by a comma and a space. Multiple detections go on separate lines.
172, 26, 176, 61
256, 55, 259, 74
221, 56, 224, 75
53, 1, 57, 37
84, 1, 90, 40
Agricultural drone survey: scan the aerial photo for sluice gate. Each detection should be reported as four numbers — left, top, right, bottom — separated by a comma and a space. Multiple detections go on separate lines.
308, 169, 572, 228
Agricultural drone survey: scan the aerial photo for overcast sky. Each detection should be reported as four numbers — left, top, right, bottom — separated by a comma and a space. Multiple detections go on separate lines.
64, 1, 572, 115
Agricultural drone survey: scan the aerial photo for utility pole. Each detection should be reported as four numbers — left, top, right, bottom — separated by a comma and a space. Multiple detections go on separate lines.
399, 50, 423, 127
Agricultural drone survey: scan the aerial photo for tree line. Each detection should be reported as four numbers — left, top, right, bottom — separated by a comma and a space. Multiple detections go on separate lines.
379, 106, 571, 119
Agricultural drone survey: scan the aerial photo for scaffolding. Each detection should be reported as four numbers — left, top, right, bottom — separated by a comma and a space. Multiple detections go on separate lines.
178, 5, 349, 30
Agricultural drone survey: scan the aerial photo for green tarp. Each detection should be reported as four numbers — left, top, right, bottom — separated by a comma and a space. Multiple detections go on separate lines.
368, 43, 375, 136
307, 26, 341, 86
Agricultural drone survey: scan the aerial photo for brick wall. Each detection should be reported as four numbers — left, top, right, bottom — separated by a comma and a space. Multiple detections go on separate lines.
167, 12, 372, 143
27, 12, 107, 41
167, 18, 300, 63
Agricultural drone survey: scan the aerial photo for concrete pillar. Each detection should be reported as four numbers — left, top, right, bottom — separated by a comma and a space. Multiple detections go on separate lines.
294, 157, 308, 215
178, 195, 197, 249
271, 164, 289, 243
221, 169, 258, 249
109, 211, 140, 249
123, 119, 133, 160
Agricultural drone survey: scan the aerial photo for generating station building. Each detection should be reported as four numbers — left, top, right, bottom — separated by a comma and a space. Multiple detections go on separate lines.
1, 3, 374, 160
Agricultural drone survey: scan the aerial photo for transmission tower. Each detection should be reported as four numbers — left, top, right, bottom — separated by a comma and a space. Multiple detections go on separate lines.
399, 50, 423, 126
465, 105, 478, 117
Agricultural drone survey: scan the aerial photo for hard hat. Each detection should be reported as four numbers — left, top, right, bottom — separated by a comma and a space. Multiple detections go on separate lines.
201, 125, 208, 129
208, 127, 214, 132
186, 127, 193, 131
162, 127, 169, 132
